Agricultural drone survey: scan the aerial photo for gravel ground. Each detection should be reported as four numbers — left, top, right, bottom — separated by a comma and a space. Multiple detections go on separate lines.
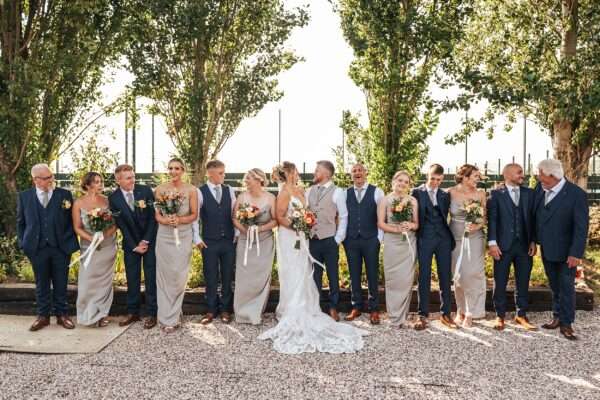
1, 310, 599, 400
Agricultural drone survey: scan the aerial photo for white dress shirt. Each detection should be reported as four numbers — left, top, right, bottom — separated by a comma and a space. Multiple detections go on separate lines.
425, 185, 438, 206
36, 187, 54, 206
305, 180, 348, 244
192, 183, 237, 245
544, 178, 566, 205
351, 183, 385, 243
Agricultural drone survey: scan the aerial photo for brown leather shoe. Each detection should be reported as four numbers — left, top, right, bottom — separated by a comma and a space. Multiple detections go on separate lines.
514, 316, 537, 331
440, 314, 458, 329
414, 316, 428, 331
560, 325, 577, 341
369, 311, 380, 325
143, 317, 157, 329
56, 315, 75, 329
97, 317, 110, 328
542, 318, 560, 330
29, 316, 50, 332
119, 314, 141, 327
329, 309, 340, 322
199, 313, 214, 325
344, 309, 362, 321
220, 312, 232, 324
493, 317, 505, 331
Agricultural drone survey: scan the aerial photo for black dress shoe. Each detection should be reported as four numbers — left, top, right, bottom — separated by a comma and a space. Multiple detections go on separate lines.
542, 319, 560, 330
560, 325, 577, 341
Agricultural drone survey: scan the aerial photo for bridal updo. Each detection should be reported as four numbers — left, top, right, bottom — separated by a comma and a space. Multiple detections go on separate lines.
455, 164, 479, 184
271, 161, 297, 183
244, 168, 267, 187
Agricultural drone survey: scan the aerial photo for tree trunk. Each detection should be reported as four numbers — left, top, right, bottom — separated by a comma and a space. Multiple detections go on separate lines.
192, 160, 206, 187
0, 169, 18, 237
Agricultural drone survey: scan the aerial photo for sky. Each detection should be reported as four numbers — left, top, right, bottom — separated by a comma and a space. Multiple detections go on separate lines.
60, 0, 553, 176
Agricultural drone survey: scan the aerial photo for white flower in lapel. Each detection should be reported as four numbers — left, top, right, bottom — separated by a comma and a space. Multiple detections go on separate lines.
62, 199, 72, 210
134, 199, 147, 209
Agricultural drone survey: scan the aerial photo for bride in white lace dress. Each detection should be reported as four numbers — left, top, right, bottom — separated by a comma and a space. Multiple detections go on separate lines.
258, 162, 367, 354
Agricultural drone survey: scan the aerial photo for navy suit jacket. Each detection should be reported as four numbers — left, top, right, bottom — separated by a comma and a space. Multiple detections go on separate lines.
411, 185, 456, 251
487, 185, 535, 252
109, 184, 157, 251
534, 180, 588, 262
16, 187, 79, 257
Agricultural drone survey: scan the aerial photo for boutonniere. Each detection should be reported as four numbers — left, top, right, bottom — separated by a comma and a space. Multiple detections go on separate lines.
62, 199, 72, 210
134, 199, 150, 209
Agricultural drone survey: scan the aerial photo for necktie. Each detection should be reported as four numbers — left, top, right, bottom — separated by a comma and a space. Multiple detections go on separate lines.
544, 189, 552, 206
428, 189, 436, 206
512, 187, 520, 206
126, 192, 134, 211
356, 187, 364, 203
42, 191, 49, 208
215, 185, 222, 203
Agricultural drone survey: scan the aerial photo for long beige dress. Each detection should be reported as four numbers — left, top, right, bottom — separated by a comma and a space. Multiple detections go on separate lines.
156, 186, 193, 327
383, 196, 417, 325
234, 198, 275, 325
76, 208, 117, 326
450, 199, 486, 319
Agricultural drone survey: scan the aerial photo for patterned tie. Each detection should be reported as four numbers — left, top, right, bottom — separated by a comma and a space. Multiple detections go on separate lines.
42, 191, 49, 208
215, 185, 222, 203
512, 187, 520, 206
126, 192, 135, 211
428, 189, 437, 206
356, 187, 364, 203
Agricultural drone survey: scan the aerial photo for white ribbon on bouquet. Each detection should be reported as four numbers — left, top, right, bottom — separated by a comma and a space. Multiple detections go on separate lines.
243, 225, 261, 266
402, 232, 416, 263
173, 227, 181, 248
297, 232, 326, 272
70, 231, 104, 270
454, 228, 472, 284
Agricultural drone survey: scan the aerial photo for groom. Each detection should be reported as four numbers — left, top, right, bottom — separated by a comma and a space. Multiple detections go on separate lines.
487, 163, 537, 331
193, 159, 237, 325
307, 160, 348, 322
109, 164, 158, 329
17, 163, 79, 331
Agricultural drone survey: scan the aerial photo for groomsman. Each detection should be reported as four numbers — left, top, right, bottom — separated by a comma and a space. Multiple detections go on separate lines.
534, 159, 588, 340
307, 160, 348, 322
109, 164, 158, 329
193, 160, 237, 325
487, 164, 537, 331
17, 164, 79, 331
343, 163, 384, 325
411, 164, 457, 330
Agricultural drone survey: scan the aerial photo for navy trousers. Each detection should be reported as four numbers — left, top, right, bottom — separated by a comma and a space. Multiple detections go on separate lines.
543, 259, 576, 326
123, 246, 158, 316
343, 236, 380, 311
310, 236, 340, 310
29, 247, 70, 317
202, 238, 236, 314
492, 240, 532, 318
417, 233, 453, 317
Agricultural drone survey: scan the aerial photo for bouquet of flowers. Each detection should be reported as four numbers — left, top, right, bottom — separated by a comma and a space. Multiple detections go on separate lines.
236, 203, 261, 226
236, 203, 263, 265
463, 199, 484, 238
72, 208, 119, 270
289, 202, 317, 249
390, 197, 413, 241
154, 191, 186, 247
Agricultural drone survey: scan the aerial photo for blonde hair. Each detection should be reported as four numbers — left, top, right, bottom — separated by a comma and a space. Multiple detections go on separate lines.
271, 162, 297, 183
392, 170, 412, 183
244, 168, 267, 187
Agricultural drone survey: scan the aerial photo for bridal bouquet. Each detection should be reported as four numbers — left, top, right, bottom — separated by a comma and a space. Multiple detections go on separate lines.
72, 208, 118, 270
390, 197, 413, 241
463, 199, 484, 238
289, 202, 317, 249
154, 191, 186, 248
236, 203, 263, 265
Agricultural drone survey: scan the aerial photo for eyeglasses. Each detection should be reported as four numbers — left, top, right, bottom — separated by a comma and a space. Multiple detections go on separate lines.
34, 175, 54, 181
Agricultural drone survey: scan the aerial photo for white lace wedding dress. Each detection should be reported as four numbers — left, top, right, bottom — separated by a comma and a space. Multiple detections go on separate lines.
258, 196, 367, 354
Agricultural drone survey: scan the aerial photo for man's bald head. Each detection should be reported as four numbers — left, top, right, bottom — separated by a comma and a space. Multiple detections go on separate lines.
503, 163, 524, 186
350, 163, 368, 187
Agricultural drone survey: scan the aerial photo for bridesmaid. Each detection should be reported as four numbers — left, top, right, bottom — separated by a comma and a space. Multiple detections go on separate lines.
72, 172, 117, 327
377, 171, 419, 328
449, 164, 487, 327
155, 158, 198, 333
232, 168, 277, 325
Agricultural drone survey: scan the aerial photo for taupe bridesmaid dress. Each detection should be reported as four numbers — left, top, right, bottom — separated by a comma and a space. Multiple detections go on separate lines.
76, 208, 117, 326
450, 199, 486, 319
156, 186, 193, 327
382, 196, 417, 326
234, 197, 275, 325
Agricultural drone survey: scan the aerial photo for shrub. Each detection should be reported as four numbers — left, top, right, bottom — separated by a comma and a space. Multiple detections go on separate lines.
0, 235, 27, 277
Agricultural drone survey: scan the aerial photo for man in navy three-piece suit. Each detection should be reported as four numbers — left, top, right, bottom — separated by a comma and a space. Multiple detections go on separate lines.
534, 159, 589, 340
487, 163, 537, 331
17, 163, 79, 331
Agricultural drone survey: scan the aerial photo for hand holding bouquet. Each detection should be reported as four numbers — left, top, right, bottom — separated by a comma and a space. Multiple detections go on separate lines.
154, 191, 186, 247
463, 199, 484, 237
390, 197, 413, 241
237, 203, 263, 265
289, 202, 317, 249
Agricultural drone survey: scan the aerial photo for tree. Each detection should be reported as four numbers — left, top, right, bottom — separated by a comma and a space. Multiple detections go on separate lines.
0, 0, 134, 235
335, 0, 470, 189
445, 0, 600, 189
126, 0, 308, 184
